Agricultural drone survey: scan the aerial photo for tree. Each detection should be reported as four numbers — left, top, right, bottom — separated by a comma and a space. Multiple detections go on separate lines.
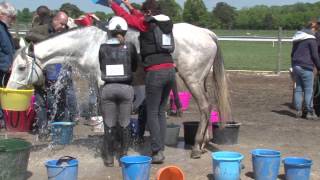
59, 3, 83, 18
16, 8, 33, 23
159, 0, 182, 23
212, 2, 236, 29
131, 3, 142, 10
263, 13, 275, 29
183, 0, 209, 27
94, 11, 109, 21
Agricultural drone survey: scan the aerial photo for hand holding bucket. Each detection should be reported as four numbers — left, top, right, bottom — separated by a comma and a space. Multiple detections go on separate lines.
91, 0, 122, 6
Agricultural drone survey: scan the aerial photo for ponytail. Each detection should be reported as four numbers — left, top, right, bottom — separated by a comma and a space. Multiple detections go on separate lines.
116, 34, 125, 45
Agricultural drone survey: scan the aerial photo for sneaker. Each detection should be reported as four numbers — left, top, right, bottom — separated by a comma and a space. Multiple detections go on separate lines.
306, 112, 318, 120
151, 151, 165, 164
295, 111, 302, 118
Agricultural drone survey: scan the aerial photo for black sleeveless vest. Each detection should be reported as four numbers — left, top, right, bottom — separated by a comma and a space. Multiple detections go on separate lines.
139, 17, 174, 67
99, 43, 133, 84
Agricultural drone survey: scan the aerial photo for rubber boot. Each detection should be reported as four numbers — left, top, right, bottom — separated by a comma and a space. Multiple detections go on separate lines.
119, 126, 131, 158
102, 126, 116, 167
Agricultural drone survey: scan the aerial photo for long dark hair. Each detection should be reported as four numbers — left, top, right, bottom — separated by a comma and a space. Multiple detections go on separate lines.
141, 0, 162, 16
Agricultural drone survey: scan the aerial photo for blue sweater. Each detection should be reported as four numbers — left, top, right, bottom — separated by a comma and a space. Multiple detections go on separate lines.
291, 29, 320, 71
0, 21, 15, 72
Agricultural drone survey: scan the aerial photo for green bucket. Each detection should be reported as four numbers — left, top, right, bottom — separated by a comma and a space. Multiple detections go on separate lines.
0, 139, 32, 180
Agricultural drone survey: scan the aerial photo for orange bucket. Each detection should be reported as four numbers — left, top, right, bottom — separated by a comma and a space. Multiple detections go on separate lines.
156, 166, 185, 180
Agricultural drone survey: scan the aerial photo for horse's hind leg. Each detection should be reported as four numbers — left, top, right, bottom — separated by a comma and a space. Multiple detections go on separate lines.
182, 80, 211, 159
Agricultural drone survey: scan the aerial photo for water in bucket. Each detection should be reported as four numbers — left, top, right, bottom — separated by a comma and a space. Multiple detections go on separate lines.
212, 151, 244, 180
51, 122, 75, 145
283, 157, 312, 180
251, 149, 281, 180
120, 155, 152, 180
45, 156, 78, 180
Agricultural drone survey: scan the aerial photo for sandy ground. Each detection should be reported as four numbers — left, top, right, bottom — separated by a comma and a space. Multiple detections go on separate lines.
1, 72, 320, 180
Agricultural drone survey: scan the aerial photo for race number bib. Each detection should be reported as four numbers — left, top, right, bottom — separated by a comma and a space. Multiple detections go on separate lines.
106, 64, 124, 76
162, 34, 171, 46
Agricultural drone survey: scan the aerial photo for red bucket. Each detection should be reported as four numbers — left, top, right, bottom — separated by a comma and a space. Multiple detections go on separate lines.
4, 96, 35, 132
170, 91, 191, 111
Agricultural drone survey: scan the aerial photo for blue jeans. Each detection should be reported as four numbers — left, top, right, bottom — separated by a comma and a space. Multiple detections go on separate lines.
293, 66, 314, 112
145, 68, 176, 152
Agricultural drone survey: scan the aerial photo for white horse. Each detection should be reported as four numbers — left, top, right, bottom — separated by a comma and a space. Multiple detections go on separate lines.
7, 23, 231, 158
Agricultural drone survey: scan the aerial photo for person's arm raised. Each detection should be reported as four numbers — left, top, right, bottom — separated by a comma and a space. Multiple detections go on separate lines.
108, 0, 148, 32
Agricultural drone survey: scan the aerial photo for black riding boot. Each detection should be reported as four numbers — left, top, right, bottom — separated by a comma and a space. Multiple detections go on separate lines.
119, 126, 131, 158
102, 126, 116, 167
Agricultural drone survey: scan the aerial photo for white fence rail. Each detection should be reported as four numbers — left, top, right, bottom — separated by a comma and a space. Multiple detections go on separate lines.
9, 30, 293, 41
9, 29, 289, 73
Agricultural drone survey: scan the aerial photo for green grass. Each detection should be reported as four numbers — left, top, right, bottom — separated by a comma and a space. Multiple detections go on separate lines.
220, 41, 292, 71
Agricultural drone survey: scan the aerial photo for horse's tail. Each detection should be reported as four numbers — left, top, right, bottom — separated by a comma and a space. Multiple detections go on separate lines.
210, 34, 232, 122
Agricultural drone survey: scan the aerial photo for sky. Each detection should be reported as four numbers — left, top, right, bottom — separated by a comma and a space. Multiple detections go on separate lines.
5, 0, 320, 13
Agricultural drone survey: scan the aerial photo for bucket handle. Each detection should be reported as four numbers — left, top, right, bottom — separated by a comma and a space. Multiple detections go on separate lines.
48, 166, 66, 179
47, 156, 76, 179
56, 156, 76, 166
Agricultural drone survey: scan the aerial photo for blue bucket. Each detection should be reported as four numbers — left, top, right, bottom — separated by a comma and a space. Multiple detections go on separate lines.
51, 122, 75, 145
212, 151, 244, 180
251, 149, 281, 180
283, 157, 312, 180
91, 0, 122, 6
120, 155, 152, 180
45, 157, 78, 180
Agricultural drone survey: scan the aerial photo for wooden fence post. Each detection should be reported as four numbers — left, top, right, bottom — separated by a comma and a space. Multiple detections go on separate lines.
277, 27, 283, 74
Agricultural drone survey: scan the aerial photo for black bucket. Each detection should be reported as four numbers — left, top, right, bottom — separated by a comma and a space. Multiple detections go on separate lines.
212, 121, 241, 145
183, 121, 199, 145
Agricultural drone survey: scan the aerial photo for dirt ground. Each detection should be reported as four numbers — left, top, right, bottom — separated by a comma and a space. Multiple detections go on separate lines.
1, 72, 320, 180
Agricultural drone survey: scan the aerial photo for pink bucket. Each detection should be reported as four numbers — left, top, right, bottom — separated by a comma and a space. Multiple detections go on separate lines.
210, 111, 220, 123
170, 91, 192, 111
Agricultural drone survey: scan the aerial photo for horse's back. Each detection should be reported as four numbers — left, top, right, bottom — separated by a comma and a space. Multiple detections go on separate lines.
173, 23, 217, 43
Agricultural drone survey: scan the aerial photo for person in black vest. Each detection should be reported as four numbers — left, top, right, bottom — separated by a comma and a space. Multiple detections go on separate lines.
99, 16, 138, 167
109, 0, 176, 164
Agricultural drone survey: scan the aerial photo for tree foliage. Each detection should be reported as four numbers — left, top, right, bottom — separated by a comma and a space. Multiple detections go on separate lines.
212, 2, 236, 29
59, 3, 83, 19
131, 3, 142, 10
159, 0, 182, 23
183, 0, 209, 27
14, 1, 320, 30
16, 8, 33, 23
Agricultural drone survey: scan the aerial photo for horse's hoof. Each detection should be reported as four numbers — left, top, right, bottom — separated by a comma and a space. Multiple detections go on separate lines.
201, 149, 207, 154
191, 149, 202, 159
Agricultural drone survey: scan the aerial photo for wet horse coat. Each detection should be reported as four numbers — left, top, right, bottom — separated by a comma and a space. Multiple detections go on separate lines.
7, 23, 231, 158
